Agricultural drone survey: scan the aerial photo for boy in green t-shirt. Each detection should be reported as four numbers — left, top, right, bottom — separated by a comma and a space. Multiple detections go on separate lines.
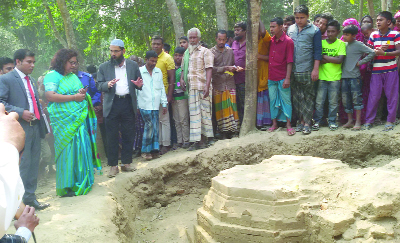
313, 20, 346, 131
172, 47, 190, 149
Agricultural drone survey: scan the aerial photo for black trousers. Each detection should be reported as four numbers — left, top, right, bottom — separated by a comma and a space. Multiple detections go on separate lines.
105, 96, 135, 166
20, 121, 41, 203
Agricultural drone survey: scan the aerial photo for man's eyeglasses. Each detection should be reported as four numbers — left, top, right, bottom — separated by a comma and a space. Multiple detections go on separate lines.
110, 49, 122, 54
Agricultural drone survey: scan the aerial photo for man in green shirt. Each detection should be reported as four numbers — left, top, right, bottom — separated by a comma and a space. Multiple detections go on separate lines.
313, 20, 346, 131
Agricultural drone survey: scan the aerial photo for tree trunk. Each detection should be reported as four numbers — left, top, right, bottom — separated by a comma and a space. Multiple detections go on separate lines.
367, 0, 376, 21
240, 0, 261, 137
43, 0, 68, 48
165, 0, 185, 46
359, 0, 364, 22
214, 0, 229, 30
293, 0, 300, 12
387, 0, 393, 12
381, 0, 388, 11
56, 0, 78, 51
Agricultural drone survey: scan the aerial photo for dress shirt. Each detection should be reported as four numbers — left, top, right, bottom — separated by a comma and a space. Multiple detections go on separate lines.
211, 46, 236, 92
137, 66, 167, 110
156, 51, 175, 93
14, 68, 35, 114
232, 40, 246, 84
184, 45, 214, 90
269, 33, 294, 81
0, 142, 31, 242
114, 60, 129, 95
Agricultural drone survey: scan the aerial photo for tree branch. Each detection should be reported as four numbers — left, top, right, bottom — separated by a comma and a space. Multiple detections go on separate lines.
43, 0, 68, 48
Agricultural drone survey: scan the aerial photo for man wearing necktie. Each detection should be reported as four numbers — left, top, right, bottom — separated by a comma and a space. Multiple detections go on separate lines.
0, 49, 50, 210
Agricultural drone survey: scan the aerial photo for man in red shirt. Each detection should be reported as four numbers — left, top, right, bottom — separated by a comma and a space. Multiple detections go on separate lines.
268, 17, 295, 136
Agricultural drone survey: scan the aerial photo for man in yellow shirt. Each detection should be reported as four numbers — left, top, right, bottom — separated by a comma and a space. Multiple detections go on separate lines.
257, 21, 272, 130
151, 36, 175, 154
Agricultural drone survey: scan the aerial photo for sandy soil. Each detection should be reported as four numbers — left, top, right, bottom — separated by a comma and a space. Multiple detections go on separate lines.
6, 124, 400, 243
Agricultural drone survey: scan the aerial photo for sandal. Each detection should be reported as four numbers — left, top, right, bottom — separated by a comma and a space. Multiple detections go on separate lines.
287, 128, 296, 136
362, 123, 372, 130
302, 125, 311, 135
141, 153, 153, 160
260, 126, 270, 131
268, 126, 279, 132
383, 124, 394, 132
295, 124, 304, 132
329, 123, 338, 131
351, 125, 361, 131
312, 123, 320, 131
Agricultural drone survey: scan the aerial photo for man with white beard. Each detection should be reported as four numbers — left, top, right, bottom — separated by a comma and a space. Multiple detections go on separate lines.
180, 28, 214, 150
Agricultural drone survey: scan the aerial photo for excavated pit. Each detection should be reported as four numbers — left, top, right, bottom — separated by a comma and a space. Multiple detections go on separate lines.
108, 131, 400, 243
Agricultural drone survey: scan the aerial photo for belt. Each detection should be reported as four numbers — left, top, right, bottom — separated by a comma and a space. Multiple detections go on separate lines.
29, 119, 40, 126
115, 94, 130, 99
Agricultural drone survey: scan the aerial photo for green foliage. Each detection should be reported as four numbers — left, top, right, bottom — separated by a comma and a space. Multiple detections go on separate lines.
1, 0, 400, 80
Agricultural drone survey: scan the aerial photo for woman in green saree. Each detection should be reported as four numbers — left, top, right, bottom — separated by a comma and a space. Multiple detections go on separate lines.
44, 49, 101, 197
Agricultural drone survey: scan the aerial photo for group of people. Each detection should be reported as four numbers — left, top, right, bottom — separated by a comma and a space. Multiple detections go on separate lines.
1, 4, 400, 227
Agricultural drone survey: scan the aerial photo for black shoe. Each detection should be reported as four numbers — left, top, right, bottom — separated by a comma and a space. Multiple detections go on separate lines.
25, 200, 50, 210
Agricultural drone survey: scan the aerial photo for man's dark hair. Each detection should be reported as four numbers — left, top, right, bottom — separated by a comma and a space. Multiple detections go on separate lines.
284, 15, 295, 23
174, 47, 186, 55
313, 14, 321, 22
0, 57, 13, 69
377, 11, 393, 21
361, 15, 373, 25
152, 35, 164, 44
13, 49, 35, 64
145, 50, 158, 59
320, 13, 333, 22
294, 5, 309, 15
343, 25, 359, 35
163, 43, 171, 52
86, 64, 97, 74
392, 18, 397, 24
270, 17, 284, 26
50, 49, 78, 75
327, 19, 341, 31
200, 41, 208, 48
227, 30, 235, 38
179, 36, 188, 42
234, 21, 247, 31
216, 30, 227, 38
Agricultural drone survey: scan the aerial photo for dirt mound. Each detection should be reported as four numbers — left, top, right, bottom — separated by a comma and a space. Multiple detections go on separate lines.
109, 129, 400, 242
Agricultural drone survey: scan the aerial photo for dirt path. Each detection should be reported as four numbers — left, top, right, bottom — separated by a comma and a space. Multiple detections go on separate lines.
6, 125, 400, 242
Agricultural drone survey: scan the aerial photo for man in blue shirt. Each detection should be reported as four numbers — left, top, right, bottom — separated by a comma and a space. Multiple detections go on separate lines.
73, 63, 101, 107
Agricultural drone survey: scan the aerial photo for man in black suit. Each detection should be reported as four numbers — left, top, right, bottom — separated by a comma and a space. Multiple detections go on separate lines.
0, 49, 49, 210
96, 39, 143, 178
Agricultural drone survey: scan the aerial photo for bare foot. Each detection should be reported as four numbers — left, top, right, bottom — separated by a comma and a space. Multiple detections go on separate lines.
342, 120, 354, 128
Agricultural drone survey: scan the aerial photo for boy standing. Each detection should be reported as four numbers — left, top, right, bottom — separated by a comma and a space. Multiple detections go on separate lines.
341, 25, 375, 130
364, 11, 400, 131
287, 5, 322, 135
313, 20, 346, 131
172, 47, 190, 149
268, 17, 295, 136
137, 51, 168, 160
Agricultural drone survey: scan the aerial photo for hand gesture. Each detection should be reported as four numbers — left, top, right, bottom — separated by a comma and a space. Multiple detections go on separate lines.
107, 79, 119, 88
132, 77, 143, 88
311, 68, 319, 82
78, 87, 88, 94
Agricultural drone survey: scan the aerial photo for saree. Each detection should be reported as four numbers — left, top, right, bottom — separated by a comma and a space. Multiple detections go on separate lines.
44, 71, 101, 196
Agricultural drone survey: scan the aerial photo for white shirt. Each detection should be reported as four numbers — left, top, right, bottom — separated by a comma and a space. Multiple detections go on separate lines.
114, 60, 129, 95
137, 66, 167, 110
0, 142, 31, 241
15, 68, 35, 114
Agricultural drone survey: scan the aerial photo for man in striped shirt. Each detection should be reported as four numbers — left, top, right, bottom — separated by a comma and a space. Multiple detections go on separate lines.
364, 11, 400, 131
